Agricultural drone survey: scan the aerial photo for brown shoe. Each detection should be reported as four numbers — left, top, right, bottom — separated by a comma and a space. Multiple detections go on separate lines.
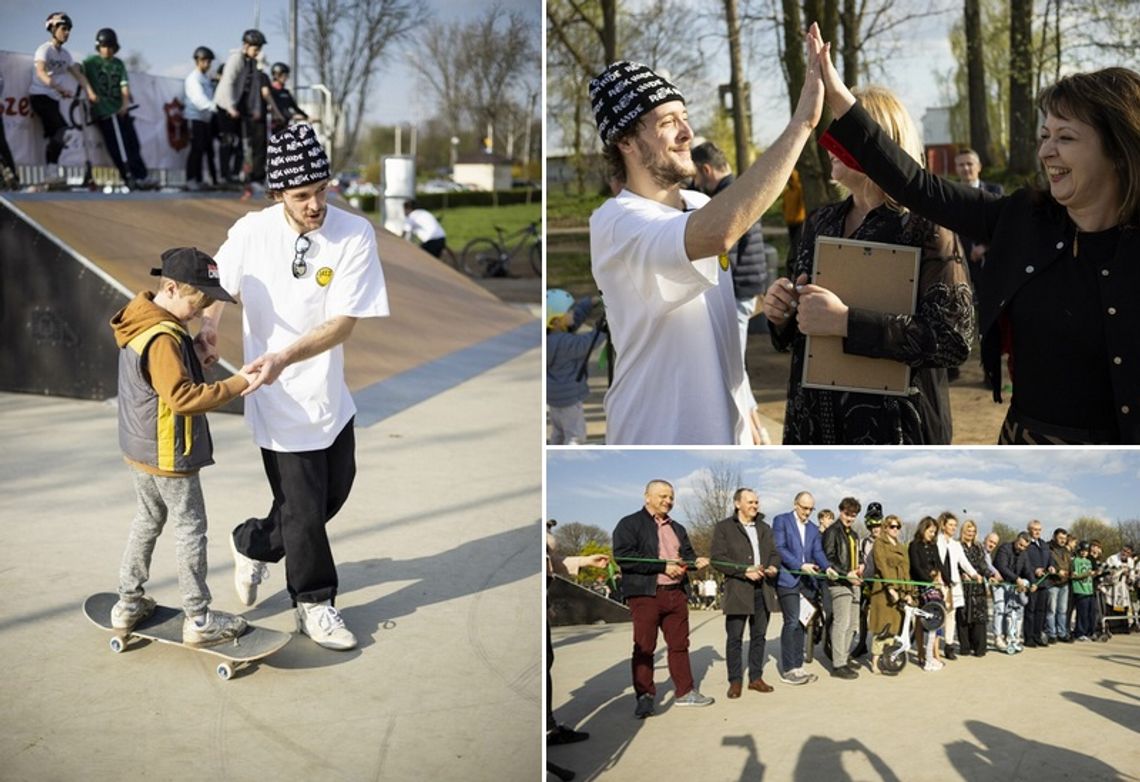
748, 678, 774, 693
727, 680, 742, 698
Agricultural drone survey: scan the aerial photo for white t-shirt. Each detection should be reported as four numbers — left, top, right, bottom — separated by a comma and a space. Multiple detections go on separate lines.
215, 203, 390, 452
589, 188, 754, 444
403, 209, 445, 243
30, 41, 75, 99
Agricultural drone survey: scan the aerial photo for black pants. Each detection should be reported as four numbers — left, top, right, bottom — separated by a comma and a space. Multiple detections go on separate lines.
421, 237, 446, 258
95, 114, 148, 183
241, 115, 266, 184
0, 117, 17, 187
955, 607, 987, 656
186, 119, 216, 184
725, 585, 771, 683
30, 94, 68, 164
216, 112, 242, 181
233, 418, 356, 605
547, 621, 556, 731
1026, 588, 1048, 643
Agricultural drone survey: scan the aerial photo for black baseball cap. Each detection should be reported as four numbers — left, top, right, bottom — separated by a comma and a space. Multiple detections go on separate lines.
150, 247, 235, 303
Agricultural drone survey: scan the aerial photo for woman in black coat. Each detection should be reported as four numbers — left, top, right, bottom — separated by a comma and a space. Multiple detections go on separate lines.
811, 26, 1140, 444
909, 516, 947, 670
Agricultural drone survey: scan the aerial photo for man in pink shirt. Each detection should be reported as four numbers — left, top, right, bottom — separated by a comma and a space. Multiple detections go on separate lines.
613, 480, 714, 717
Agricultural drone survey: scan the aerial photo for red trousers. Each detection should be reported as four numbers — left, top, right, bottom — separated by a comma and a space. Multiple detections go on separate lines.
628, 587, 694, 698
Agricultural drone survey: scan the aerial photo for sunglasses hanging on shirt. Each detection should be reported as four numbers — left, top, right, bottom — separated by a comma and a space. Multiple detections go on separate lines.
292, 234, 312, 278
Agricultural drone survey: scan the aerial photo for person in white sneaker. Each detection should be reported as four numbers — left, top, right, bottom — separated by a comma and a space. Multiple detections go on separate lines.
108, 247, 256, 645
197, 123, 389, 651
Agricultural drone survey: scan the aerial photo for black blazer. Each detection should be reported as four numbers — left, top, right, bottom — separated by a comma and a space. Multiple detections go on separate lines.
613, 508, 697, 599
710, 515, 780, 616
824, 103, 1139, 442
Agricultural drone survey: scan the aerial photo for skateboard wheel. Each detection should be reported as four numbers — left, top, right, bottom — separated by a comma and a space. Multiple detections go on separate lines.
216, 663, 233, 681
109, 636, 126, 653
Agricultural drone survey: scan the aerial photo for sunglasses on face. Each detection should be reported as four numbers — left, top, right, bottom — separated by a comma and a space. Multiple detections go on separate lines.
292, 234, 311, 278
887, 524, 901, 530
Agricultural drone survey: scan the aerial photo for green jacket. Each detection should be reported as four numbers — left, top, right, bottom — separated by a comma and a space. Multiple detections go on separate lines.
1072, 556, 1093, 596
82, 54, 128, 119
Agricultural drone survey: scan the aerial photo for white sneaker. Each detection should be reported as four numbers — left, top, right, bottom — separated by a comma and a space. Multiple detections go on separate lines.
183, 610, 248, 646
296, 602, 357, 650
923, 659, 942, 672
110, 596, 156, 630
995, 635, 1007, 651
794, 667, 818, 682
230, 533, 269, 606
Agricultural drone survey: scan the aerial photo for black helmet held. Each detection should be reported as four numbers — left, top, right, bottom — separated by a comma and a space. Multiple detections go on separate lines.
95, 28, 120, 53
45, 12, 72, 32
242, 29, 266, 46
194, 46, 216, 61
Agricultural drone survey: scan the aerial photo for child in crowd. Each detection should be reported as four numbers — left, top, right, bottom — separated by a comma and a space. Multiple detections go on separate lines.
1071, 541, 1095, 641
109, 247, 255, 645
546, 289, 601, 445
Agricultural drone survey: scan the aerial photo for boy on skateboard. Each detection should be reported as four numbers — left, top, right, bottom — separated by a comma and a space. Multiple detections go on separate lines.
109, 247, 256, 645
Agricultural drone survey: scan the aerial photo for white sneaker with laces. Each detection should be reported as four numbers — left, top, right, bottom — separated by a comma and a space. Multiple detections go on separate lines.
183, 610, 248, 646
110, 596, 156, 630
296, 601, 357, 650
230, 533, 269, 606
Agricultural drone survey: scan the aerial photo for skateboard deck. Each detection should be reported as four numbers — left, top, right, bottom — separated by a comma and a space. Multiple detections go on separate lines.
83, 592, 290, 680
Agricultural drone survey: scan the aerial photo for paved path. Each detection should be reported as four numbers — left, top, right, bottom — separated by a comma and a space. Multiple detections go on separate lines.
550, 613, 1140, 781
0, 335, 543, 781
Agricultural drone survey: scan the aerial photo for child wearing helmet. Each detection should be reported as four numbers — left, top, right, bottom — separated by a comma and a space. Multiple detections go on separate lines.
267, 62, 309, 136
82, 27, 151, 188
547, 290, 601, 445
214, 30, 269, 187
30, 11, 98, 184
184, 46, 218, 190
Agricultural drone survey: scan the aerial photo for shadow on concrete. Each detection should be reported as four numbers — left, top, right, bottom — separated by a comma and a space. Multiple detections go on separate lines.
1061, 691, 1140, 735
793, 737, 900, 782
722, 735, 766, 781
1098, 678, 1140, 702
945, 721, 1129, 781
1095, 654, 1140, 669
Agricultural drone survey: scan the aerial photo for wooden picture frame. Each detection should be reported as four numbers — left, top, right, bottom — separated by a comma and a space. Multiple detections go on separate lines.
801, 236, 920, 396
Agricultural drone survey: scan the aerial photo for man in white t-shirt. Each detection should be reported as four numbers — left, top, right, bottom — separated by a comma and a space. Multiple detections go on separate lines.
197, 123, 389, 650
402, 200, 447, 258
586, 46, 823, 444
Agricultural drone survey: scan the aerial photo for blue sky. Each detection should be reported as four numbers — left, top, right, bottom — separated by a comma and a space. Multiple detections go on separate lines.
547, 449, 1140, 538
0, 0, 539, 126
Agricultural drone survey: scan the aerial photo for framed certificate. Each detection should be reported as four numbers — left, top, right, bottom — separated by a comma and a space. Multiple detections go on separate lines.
801, 236, 921, 396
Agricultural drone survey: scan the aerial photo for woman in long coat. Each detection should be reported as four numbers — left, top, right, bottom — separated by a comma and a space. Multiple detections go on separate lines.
869, 514, 911, 674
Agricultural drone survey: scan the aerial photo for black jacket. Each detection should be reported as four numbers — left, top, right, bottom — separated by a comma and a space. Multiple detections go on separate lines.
713, 174, 769, 298
710, 515, 780, 615
994, 541, 1032, 583
821, 523, 858, 575
824, 103, 1139, 442
613, 508, 697, 599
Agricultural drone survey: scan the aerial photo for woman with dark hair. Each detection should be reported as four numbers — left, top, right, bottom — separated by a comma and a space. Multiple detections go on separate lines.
909, 516, 946, 671
812, 25, 1140, 444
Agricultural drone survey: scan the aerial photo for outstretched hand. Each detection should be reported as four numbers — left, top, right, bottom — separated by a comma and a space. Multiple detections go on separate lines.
793, 22, 825, 129
241, 352, 287, 396
807, 26, 856, 117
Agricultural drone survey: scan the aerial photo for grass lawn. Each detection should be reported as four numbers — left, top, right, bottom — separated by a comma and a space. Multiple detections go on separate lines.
371, 202, 542, 253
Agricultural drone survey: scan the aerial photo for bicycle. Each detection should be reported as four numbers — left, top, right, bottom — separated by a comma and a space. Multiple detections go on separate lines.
461, 222, 541, 278
876, 594, 946, 674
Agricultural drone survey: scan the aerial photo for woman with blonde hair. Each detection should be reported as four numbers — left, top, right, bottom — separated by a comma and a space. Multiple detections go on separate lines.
763, 85, 973, 444
868, 514, 910, 674
813, 24, 1140, 443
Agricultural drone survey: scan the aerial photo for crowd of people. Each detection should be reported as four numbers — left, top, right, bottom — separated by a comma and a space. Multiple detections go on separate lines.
548, 480, 1140, 734
8, 12, 310, 192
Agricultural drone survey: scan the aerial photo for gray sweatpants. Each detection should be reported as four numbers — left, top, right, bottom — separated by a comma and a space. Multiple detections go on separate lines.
118, 469, 211, 617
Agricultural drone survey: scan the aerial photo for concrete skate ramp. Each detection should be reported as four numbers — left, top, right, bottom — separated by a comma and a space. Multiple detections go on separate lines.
548, 575, 631, 627
1, 192, 536, 414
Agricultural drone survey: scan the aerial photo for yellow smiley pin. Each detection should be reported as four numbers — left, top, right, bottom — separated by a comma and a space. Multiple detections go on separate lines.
316, 267, 334, 287
718, 253, 730, 272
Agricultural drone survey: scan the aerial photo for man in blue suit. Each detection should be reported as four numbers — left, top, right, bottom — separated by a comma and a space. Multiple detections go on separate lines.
772, 491, 836, 685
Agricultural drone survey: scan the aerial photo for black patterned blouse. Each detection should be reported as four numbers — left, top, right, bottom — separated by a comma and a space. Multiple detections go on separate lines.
771, 196, 975, 444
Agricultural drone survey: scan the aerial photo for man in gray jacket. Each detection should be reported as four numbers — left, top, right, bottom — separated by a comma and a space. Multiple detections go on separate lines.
710, 488, 780, 696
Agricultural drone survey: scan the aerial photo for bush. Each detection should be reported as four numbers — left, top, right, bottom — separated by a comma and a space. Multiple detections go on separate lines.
413, 188, 542, 210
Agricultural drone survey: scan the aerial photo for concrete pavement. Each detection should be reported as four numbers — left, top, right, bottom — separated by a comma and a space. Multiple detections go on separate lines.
0, 332, 543, 781
549, 610, 1140, 781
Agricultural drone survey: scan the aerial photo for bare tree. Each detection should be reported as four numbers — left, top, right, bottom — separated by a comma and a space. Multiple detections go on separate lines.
963, 0, 994, 166
1068, 517, 1119, 552
409, 19, 468, 141
990, 520, 1019, 542
298, 0, 425, 170
553, 522, 612, 555
464, 7, 538, 156
1007, 0, 1035, 175
680, 461, 743, 557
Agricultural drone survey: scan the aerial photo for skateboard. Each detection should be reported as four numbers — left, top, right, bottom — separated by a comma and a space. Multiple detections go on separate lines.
83, 592, 291, 681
